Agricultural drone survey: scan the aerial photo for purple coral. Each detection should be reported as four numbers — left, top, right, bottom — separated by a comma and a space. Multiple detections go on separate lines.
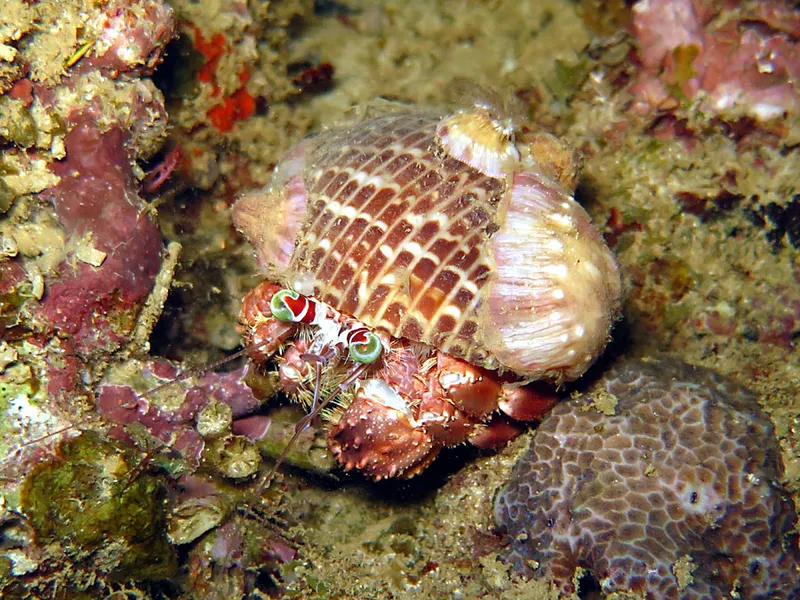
96, 361, 265, 465
1, 0, 175, 370
494, 357, 800, 599
36, 121, 163, 355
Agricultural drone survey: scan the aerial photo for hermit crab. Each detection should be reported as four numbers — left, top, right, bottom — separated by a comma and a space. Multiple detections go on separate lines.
233, 103, 622, 480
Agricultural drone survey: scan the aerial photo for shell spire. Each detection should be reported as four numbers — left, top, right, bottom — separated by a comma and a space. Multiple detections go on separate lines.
435, 104, 520, 179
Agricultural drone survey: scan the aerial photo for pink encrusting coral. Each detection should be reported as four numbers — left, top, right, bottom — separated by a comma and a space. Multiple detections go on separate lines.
78, 0, 174, 76
96, 361, 266, 466
36, 121, 163, 354
1, 0, 175, 360
630, 0, 800, 121
494, 357, 800, 599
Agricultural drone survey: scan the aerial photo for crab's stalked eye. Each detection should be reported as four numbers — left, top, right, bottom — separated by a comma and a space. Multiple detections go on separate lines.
270, 289, 303, 322
271, 288, 319, 323
348, 330, 383, 364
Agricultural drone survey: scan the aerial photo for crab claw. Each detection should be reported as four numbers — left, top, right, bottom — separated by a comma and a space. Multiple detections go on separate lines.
327, 380, 439, 480
434, 354, 503, 418
497, 380, 558, 421
239, 280, 297, 364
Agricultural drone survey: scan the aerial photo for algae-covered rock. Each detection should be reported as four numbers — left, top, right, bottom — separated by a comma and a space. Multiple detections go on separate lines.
20, 432, 177, 580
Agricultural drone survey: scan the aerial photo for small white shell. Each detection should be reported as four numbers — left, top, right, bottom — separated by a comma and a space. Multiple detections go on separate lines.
435, 106, 520, 178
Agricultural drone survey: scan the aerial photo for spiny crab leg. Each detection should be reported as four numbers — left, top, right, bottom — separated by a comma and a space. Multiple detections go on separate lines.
432, 353, 559, 422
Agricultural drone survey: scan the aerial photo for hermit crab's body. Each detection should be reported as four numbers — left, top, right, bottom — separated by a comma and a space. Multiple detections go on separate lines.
234, 105, 622, 479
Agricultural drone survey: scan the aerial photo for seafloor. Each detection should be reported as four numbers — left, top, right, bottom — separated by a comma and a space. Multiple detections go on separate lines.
1, 0, 799, 598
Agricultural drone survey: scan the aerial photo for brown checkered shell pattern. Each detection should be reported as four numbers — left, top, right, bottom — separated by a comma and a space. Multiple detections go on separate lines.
286, 111, 505, 367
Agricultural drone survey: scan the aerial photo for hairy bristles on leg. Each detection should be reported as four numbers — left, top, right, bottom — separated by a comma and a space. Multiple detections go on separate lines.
294, 363, 351, 412
407, 341, 435, 363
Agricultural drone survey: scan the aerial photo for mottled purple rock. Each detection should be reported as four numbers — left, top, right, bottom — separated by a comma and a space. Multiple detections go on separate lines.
494, 357, 800, 599
629, 0, 800, 121
38, 121, 163, 356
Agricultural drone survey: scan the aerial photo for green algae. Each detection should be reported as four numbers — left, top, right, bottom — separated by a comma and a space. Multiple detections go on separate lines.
0, 353, 45, 468
671, 45, 700, 85
20, 431, 177, 580
254, 405, 338, 478
0, 178, 12, 213
547, 56, 593, 104
0, 99, 36, 148
0, 281, 30, 335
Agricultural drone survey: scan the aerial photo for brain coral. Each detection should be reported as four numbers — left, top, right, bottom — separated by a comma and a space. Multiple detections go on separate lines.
494, 357, 800, 599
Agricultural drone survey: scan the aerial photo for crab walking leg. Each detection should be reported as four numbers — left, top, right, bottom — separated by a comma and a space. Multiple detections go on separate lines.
433, 354, 558, 422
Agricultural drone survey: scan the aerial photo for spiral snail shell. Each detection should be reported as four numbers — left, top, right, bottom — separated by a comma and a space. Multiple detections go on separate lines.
234, 104, 621, 384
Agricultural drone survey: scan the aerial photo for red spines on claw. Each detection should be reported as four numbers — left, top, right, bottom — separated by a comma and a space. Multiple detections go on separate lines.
324, 341, 438, 479
328, 386, 439, 480
324, 343, 559, 478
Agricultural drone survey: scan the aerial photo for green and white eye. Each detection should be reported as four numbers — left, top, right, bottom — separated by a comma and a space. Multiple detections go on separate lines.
349, 331, 383, 364
270, 289, 300, 322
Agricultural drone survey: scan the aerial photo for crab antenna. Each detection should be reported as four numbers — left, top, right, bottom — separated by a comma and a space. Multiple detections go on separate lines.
246, 331, 380, 507
247, 378, 341, 510
3, 423, 84, 462
255, 348, 370, 491
139, 339, 276, 400
293, 362, 334, 434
